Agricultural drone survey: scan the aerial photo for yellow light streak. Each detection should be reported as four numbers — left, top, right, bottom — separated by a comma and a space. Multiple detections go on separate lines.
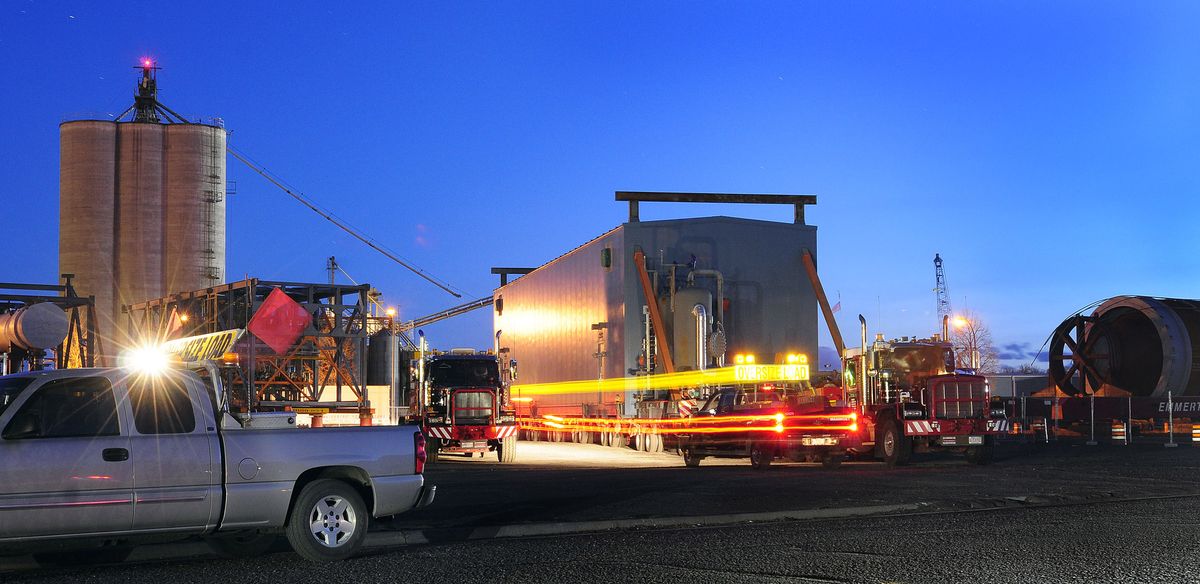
511, 364, 809, 398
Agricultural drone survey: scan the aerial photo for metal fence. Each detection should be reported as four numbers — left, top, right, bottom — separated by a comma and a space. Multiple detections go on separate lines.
998, 393, 1200, 447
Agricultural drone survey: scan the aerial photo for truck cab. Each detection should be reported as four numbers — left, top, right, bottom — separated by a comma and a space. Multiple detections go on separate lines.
417, 351, 519, 462
843, 336, 1008, 466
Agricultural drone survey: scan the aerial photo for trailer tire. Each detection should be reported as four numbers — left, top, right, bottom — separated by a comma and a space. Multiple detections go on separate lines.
648, 434, 664, 453
881, 421, 911, 467
497, 436, 517, 463
427, 440, 441, 464
611, 433, 627, 449
634, 433, 645, 451
285, 479, 368, 562
682, 448, 702, 467
749, 442, 773, 470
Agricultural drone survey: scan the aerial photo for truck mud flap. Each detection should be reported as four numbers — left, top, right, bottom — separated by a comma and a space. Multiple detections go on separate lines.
415, 485, 437, 509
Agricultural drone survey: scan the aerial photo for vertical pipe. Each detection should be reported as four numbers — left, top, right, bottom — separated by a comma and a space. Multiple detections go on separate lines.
692, 304, 708, 371
1087, 393, 1097, 446
1128, 396, 1133, 444
1166, 391, 1177, 448
859, 314, 868, 410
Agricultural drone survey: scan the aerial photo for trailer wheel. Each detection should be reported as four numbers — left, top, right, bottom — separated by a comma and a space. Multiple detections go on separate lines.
881, 421, 911, 467
601, 431, 611, 447
965, 438, 995, 465
610, 433, 627, 449
497, 436, 517, 463
682, 448, 702, 467
634, 433, 645, 451
285, 479, 368, 562
427, 439, 441, 463
749, 442, 773, 470
648, 434, 664, 453
820, 452, 845, 470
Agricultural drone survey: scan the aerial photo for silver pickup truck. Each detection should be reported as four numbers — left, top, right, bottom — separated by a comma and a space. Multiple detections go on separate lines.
0, 363, 434, 564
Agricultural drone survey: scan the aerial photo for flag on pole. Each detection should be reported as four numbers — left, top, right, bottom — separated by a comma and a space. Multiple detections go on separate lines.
831, 292, 842, 313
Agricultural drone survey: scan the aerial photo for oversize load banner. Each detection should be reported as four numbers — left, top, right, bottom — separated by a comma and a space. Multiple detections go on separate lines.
160, 329, 246, 362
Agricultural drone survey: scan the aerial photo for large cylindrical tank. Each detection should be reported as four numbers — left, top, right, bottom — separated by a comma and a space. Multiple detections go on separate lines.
59, 121, 117, 343
116, 122, 165, 327
1057, 296, 1200, 397
672, 287, 713, 371
366, 331, 397, 385
164, 124, 227, 294
0, 303, 69, 352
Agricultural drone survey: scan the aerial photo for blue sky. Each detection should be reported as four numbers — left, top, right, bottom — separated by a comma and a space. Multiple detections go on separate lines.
2, 1, 1198, 367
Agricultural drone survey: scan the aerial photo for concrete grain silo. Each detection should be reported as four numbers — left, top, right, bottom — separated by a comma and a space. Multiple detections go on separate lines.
116, 122, 165, 314
58, 61, 227, 358
58, 121, 117, 343
164, 123, 226, 294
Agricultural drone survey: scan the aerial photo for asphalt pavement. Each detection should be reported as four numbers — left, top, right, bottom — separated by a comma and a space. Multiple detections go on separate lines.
4, 438, 1200, 582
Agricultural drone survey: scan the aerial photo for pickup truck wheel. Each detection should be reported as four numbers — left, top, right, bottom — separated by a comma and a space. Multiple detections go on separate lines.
965, 438, 995, 465
682, 448, 702, 467
881, 421, 912, 467
821, 452, 845, 470
497, 436, 517, 463
286, 479, 368, 562
33, 546, 133, 566
206, 531, 278, 558
749, 442, 773, 470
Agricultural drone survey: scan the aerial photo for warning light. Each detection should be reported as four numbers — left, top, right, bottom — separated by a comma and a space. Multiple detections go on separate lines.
141, 58, 153, 68
386, 307, 397, 317
179, 313, 189, 323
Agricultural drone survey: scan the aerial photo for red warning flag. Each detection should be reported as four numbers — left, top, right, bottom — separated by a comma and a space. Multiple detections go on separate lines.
247, 287, 312, 354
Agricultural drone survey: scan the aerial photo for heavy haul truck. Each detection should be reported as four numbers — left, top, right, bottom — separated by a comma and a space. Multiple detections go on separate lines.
840, 320, 1011, 466
412, 346, 520, 463
494, 193, 855, 453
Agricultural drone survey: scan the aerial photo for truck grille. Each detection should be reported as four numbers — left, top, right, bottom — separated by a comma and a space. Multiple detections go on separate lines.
935, 381, 985, 419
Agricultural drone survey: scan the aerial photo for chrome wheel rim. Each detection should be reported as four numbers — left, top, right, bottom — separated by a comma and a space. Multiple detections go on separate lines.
309, 495, 357, 548
883, 431, 896, 457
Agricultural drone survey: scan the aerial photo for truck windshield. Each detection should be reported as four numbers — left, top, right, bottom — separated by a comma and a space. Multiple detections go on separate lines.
887, 346, 953, 388
428, 360, 499, 388
0, 378, 34, 418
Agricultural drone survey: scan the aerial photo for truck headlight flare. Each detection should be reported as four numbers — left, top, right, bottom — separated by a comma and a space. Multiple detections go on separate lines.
120, 345, 171, 375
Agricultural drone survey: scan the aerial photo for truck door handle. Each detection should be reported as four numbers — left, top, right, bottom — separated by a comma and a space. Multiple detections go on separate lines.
102, 448, 129, 462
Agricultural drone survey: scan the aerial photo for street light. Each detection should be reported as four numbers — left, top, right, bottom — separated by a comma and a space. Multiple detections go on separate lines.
952, 315, 979, 370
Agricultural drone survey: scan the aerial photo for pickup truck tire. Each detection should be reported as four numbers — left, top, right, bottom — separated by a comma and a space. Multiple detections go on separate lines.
965, 437, 995, 465
33, 545, 134, 567
881, 421, 912, 467
497, 436, 517, 463
286, 479, 369, 562
206, 531, 278, 558
821, 452, 845, 470
749, 442, 773, 470
682, 448, 702, 467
